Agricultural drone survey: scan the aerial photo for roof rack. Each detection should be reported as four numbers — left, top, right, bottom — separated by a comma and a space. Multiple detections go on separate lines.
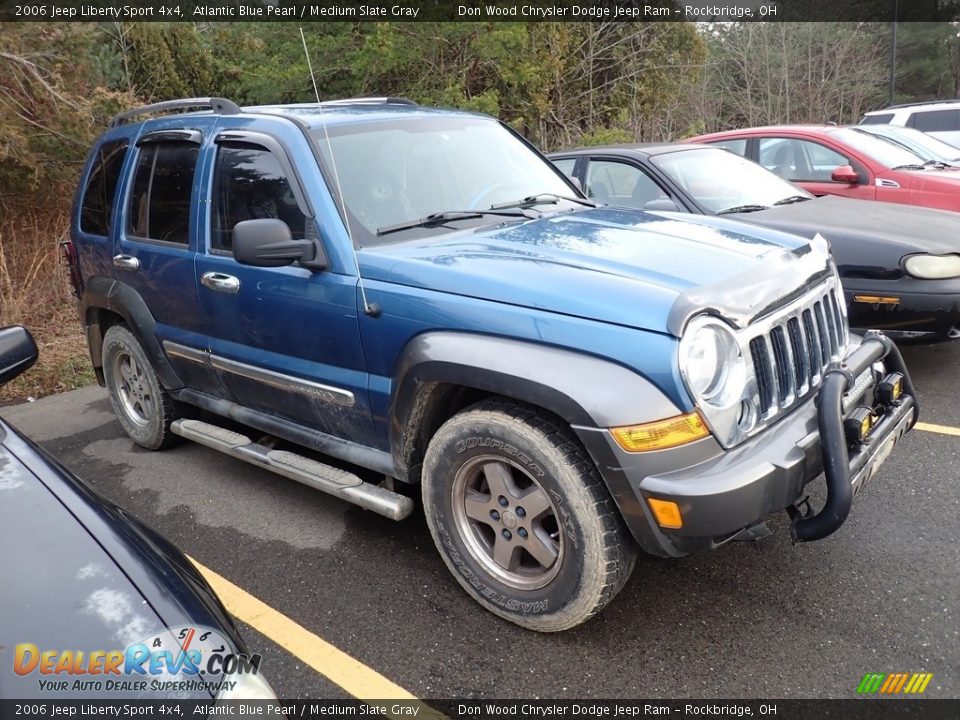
318, 97, 419, 107
881, 99, 960, 110
108, 97, 242, 128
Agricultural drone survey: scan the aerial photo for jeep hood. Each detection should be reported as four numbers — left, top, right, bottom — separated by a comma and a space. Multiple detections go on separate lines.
360, 207, 829, 336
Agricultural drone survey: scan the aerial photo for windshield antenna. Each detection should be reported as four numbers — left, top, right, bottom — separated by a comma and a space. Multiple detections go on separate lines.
299, 27, 379, 317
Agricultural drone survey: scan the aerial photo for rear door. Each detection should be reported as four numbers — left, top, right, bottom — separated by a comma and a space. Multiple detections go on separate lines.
115, 121, 219, 392
194, 126, 376, 446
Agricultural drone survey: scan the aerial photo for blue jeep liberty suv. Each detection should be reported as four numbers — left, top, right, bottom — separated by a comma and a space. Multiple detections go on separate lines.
66, 97, 917, 631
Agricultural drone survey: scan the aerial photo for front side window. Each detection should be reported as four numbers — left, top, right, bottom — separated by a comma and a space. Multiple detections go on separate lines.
211, 143, 307, 253
80, 140, 128, 236
127, 142, 198, 244
584, 160, 666, 208
310, 117, 575, 245
758, 138, 848, 182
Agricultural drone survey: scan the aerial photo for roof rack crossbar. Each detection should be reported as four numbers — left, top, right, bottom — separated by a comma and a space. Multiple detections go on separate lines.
108, 97, 242, 128
318, 96, 418, 107
881, 99, 960, 110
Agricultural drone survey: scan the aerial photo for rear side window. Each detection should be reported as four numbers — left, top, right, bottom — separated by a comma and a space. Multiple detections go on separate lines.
861, 113, 894, 125
210, 143, 307, 253
910, 109, 960, 132
706, 138, 748, 156
80, 140, 128, 236
127, 142, 198, 244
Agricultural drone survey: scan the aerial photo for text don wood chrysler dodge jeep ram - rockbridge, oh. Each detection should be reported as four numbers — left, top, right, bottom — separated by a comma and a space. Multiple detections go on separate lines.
63, 97, 918, 631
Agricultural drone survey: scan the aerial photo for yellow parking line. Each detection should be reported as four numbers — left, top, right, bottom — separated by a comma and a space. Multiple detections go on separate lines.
189, 557, 445, 718
916, 421, 960, 437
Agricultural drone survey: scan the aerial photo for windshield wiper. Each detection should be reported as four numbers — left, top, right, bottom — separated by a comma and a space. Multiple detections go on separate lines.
773, 195, 812, 206
490, 192, 596, 210
892, 163, 927, 171
376, 208, 533, 237
717, 204, 769, 215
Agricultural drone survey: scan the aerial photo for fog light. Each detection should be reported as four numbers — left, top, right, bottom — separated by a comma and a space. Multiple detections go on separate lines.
877, 372, 904, 405
844, 407, 873, 444
611, 412, 709, 452
647, 498, 683, 529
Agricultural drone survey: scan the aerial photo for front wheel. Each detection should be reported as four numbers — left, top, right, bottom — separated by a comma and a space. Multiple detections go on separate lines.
422, 399, 637, 631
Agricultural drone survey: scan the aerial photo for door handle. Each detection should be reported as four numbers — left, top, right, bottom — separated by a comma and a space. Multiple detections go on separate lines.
112, 254, 140, 271
201, 272, 240, 294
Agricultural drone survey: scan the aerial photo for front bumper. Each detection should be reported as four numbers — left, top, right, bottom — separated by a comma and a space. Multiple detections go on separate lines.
844, 284, 960, 335
577, 332, 917, 557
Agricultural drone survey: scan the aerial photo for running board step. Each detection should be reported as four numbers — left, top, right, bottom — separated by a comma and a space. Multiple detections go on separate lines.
171, 419, 413, 521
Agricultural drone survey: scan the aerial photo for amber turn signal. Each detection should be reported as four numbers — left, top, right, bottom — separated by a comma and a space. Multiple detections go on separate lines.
611, 412, 709, 452
647, 498, 683, 529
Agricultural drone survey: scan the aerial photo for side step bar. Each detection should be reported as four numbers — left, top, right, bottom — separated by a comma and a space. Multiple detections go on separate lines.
171, 419, 413, 521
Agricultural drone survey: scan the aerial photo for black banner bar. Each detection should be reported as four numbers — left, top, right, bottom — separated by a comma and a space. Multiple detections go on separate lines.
1, 0, 959, 24
2, 699, 960, 720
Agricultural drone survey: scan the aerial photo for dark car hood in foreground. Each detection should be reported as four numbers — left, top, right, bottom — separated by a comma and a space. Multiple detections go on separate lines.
0, 419, 241, 699
362, 206, 825, 335
730, 195, 960, 275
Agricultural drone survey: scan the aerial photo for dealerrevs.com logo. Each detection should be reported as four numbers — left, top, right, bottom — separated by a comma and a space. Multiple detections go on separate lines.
13, 626, 262, 694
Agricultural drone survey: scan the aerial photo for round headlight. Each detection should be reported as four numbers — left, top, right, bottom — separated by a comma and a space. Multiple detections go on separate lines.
904, 253, 960, 279
680, 317, 743, 405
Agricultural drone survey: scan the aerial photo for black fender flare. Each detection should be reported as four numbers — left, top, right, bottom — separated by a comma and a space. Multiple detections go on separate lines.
389, 332, 681, 478
80, 276, 184, 390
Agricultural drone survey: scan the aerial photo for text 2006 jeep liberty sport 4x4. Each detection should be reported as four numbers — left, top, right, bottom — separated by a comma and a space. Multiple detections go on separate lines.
65, 97, 917, 631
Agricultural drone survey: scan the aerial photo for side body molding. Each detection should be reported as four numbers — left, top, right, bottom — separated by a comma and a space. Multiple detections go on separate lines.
389, 332, 681, 478
79, 275, 185, 390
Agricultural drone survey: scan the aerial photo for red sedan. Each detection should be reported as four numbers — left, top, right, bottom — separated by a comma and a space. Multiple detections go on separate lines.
688, 125, 960, 212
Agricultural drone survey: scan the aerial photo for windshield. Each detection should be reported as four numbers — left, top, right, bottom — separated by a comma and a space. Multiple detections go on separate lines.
827, 127, 925, 168
310, 116, 577, 244
854, 126, 960, 163
650, 147, 812, 214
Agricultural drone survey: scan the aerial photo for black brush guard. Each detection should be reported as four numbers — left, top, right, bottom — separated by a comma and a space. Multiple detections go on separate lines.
791, 331, 918, 543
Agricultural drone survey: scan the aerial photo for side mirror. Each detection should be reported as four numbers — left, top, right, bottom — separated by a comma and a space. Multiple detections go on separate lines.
0, 326, 38, 385
831, 165, 860, 184
232, 219, 327, 271
643, 198, 680, 212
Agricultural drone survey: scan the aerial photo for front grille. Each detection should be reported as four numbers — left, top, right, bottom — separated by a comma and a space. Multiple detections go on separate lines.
748, 282, 847, 420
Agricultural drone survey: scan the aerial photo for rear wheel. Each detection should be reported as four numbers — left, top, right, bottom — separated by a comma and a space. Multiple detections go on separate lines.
102, 325, 189, 450
422, 399, 637, 631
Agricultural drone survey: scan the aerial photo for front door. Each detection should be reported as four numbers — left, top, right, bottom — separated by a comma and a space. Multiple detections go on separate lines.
194, 129, 376, 446
756, 136, 876, 201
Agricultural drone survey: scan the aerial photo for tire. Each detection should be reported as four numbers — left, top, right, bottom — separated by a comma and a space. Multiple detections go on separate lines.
102, 325, 189, 450
421, 399, 637, 631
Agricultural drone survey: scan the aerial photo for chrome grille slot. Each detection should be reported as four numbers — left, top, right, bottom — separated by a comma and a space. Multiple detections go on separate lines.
770, 326, 794, 406
750, 337, 775, 414
787, 317, 809, 394
746, 279, 848, 429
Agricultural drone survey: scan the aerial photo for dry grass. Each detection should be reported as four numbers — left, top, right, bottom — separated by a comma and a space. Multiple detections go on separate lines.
0, 202, 93, 404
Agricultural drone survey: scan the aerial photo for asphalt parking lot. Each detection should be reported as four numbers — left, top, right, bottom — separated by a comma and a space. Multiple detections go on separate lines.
2, 340, 958, 701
